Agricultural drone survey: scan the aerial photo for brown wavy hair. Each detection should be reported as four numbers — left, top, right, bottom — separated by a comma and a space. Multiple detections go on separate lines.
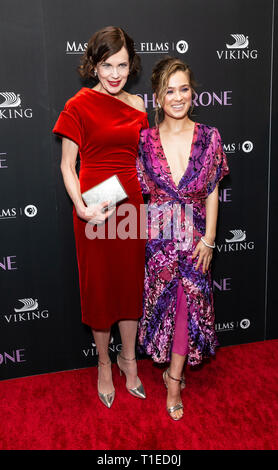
151, 56, 197, 125
78, 26, 141, 80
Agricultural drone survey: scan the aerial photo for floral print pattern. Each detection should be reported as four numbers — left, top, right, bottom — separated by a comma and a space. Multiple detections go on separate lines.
136, 124, 229, 365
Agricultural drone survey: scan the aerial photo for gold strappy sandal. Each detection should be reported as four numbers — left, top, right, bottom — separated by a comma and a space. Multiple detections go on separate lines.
163, 368, 184, 421
163, 368, 186, 390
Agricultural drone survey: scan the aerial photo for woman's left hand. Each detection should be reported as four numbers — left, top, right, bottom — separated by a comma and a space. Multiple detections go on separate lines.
192, 240, 213, 274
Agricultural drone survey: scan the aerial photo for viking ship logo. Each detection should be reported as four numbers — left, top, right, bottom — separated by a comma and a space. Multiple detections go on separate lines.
225, 229, 246, 243
226, 34, 249, 49
0, 92, 21, 108
14, 298, 39, 313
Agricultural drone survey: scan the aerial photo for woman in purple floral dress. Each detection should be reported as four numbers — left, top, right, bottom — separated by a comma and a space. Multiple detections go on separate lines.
136, 57, 229, 420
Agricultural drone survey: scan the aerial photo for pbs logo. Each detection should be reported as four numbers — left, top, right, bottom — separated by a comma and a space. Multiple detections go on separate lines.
242, 141, 253, 153
24, 204, 38, 218
240, 318, 251, 329
176, 40, 189, 54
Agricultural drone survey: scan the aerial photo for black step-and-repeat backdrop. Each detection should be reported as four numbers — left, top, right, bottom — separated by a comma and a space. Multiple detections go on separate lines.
0, 0, 277, 380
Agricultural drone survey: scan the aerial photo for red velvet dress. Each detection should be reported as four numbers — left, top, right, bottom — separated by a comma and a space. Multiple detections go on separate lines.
53, 88, 149, 329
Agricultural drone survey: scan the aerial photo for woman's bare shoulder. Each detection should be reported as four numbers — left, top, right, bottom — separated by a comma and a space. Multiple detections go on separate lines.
125, 92, 146, 112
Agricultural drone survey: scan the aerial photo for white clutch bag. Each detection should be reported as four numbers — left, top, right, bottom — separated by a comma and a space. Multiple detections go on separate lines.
81, 175, 128, 208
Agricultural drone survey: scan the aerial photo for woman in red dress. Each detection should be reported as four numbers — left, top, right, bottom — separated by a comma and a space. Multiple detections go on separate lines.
53, 26, 148, 408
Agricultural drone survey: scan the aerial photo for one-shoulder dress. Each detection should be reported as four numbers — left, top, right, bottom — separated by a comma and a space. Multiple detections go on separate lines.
53, 88, 149, 329
136, 124, 229, 366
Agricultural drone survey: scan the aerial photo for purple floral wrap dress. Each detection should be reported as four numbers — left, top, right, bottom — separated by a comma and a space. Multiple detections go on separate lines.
136, 123, 229, 366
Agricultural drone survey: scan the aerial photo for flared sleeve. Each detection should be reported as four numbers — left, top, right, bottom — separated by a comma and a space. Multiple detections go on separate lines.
52, 100, 83, 149
206, 128, 229, 195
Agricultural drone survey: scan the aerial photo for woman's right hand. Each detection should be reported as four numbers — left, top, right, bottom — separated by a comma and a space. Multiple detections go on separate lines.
75, 201, 116, 224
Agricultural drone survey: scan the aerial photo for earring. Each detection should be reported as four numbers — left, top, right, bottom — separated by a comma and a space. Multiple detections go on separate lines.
157, 102, 161, 108
189, 103, 194, 115
94, 69, 97, 77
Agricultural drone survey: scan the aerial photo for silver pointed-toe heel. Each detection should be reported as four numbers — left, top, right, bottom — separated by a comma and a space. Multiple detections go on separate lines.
98, 388, 115, 408
117, 353, 146, 399
97, 359, 115, 408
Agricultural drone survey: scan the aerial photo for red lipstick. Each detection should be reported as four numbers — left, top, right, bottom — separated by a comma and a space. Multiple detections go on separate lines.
108, 80, 121, 87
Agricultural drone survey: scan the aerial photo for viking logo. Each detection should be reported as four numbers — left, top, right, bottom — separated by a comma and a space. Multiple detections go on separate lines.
0, 92, 21, 108
226, 34, 249, 49
14, 298, 39, 313
225, 229, 246, 243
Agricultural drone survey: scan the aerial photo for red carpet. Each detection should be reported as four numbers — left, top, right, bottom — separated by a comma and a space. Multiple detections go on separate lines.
0, 340, 277, 450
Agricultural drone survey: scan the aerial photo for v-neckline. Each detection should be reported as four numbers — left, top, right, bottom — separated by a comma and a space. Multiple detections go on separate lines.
157, 122, 198, 189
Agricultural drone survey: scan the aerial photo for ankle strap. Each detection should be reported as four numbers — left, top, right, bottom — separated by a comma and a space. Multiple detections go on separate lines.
118, 353, 136, 361
98, 359, 111, 366
166, 369, 183, 383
